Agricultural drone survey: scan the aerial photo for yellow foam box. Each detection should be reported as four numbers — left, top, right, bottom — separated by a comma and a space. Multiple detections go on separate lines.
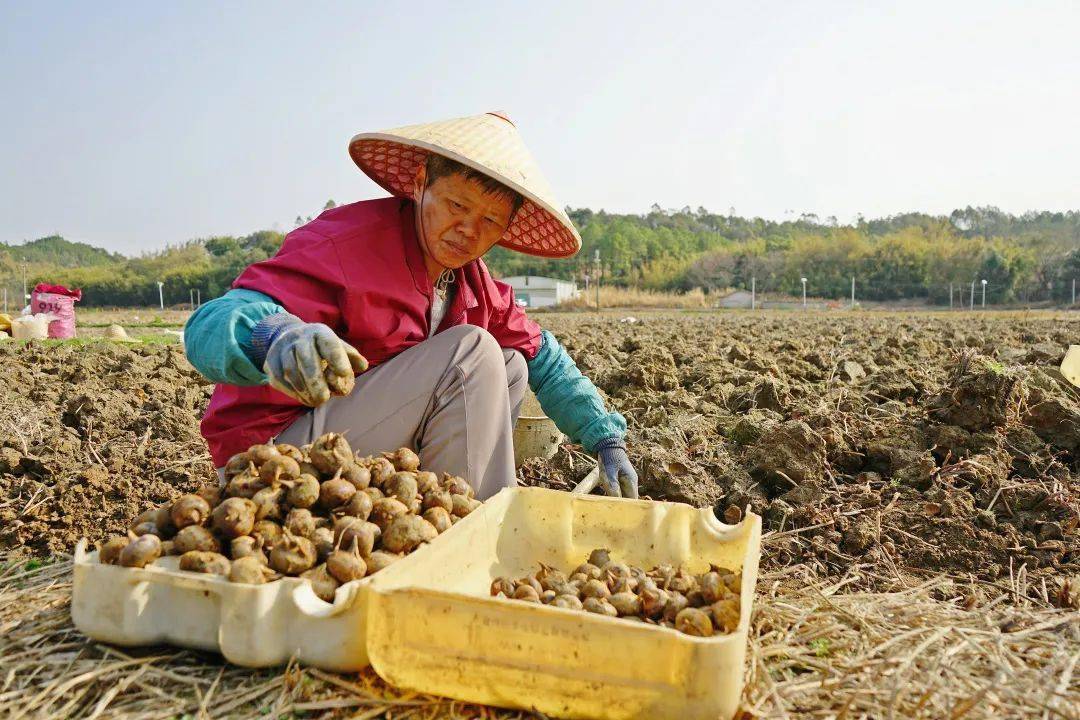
367, 487, 761, 720
72, 487, 760, 719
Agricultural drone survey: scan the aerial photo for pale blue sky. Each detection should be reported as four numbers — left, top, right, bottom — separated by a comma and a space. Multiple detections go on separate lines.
2, 1, 1079, 254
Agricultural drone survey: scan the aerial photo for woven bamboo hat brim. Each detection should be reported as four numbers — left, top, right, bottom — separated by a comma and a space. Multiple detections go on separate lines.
348, 112, 581, 259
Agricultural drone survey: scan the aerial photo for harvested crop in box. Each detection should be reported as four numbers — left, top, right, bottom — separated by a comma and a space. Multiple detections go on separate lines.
339, 462, 371, 490
259, 455, 300, 485
675, 607, 713, 636
366, 550, 402, 574
319, 477, 355, 509
370, 497, 409, 531
251, 486, 285, 521
195, 483, 223, 508
170, 494, 210, 530
286, 474, 320, 509
384, 472, 418, 506
415, 470, 439, 494
309, 433, 352, 475
301, 563, 340, 602
212, 497, 257, 538
450, 494, 481, 518
179, 551, 231, 576
339, 489, 373, 520
173, 525, 221, 554
229, 555, 276, 584
98, 536, 128, 565
422, 488, 452, 513
119, 534, 161, 568
247, 443, 280, 465
230, 535, 265, 561
100, 434, 483, 604
493, 550, 743, 636
252, 519, 283, 547
422, 506, 452, 533
326, 538, 368, 583
269, 531, 317, 575
367, 457, 396, 486
384, 447, 421, 472
312, 526, 335, 561
381, 515, 438, 553
285, 508, 316, 538
225, 466, 266, 500
275, 443, 305, 463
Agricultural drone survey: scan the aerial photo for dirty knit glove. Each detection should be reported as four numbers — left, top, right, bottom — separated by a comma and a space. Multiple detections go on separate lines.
595, 436, 639, 499
253, 314, 366, 407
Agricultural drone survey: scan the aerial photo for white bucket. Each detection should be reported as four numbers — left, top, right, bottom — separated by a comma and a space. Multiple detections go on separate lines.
11, 313, 56, 340
512, 415, 563, 468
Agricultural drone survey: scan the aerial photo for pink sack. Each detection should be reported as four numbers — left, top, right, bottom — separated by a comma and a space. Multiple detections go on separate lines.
31, 286, 80, 339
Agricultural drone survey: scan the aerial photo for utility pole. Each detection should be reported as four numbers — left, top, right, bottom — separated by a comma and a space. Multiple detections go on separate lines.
981, 279, 987, 308
850, 276, 855, 309
197, 289, 202, 308
801, 277, 807, 309
751, 276, 756, 310
157, 281, 165, 310
189, 289, 195, 311
969, 280, 975, 309
593, 249, 600, 311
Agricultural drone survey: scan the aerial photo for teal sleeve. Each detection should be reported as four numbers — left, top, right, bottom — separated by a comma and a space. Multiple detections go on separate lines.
183, 288, 286, 385
526, 330, 627, 453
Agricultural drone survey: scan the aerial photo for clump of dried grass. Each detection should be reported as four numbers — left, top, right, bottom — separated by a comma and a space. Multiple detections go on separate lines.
744, 564, 1080, 719
1, 553, 1076, 719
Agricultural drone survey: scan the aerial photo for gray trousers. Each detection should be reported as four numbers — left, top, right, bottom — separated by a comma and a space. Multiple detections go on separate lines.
276, 325, 527, 500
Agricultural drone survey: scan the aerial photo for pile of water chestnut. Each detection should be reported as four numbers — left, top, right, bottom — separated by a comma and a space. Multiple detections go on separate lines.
96, 433, 480, 601
491, 549, 742, 636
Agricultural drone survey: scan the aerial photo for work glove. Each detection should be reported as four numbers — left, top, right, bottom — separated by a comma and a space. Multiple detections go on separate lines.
594, 436, 639, 499
253, 314, 367, 407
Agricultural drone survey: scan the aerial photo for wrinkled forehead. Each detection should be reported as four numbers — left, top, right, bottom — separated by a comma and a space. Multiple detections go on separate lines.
430, 172, 516, 214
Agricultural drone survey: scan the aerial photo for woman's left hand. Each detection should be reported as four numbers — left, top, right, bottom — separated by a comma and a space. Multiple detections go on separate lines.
595, 437, 639, 499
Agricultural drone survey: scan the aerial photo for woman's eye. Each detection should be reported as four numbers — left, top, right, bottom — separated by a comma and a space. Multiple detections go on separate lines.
450, 200, 465, 211
484, 217, 500, 227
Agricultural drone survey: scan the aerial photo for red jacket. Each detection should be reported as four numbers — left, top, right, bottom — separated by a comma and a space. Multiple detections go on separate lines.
200, 197, 542, 465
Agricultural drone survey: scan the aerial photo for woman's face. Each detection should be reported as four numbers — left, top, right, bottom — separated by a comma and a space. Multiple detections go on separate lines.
414, 168, 516, 271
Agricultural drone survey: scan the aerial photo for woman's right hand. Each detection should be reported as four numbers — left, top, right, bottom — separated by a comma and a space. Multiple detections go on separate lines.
264, 323, 367, 406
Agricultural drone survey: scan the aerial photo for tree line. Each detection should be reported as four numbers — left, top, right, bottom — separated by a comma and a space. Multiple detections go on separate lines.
2, 205, 1078, 307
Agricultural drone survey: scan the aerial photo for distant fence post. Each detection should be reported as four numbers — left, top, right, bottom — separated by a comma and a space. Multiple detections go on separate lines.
850, 276, 855, 309
949, 282, 953, 309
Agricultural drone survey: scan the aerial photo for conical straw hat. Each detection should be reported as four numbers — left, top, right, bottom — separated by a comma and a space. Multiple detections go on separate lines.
104, 324, 140, 342
349, 112, 581, 259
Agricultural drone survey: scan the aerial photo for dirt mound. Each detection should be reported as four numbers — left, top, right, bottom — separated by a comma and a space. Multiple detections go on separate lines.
928, 353, 1027, 430
0, 341, 215, 555
2, 312, 1078, 607
519, 313, 1079, 605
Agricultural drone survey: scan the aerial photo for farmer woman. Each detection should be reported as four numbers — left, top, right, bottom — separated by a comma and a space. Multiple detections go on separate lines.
185, 112, 637, 500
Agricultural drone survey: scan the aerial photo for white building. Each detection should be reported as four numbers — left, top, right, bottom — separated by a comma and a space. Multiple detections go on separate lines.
503, 275, 579, 308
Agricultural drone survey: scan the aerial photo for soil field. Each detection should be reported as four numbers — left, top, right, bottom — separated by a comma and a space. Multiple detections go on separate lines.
1, 310, 1078, 718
